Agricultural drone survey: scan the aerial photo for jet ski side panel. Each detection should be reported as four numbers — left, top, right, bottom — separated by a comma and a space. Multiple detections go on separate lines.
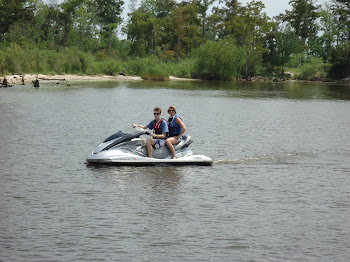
87, 155, 213, 166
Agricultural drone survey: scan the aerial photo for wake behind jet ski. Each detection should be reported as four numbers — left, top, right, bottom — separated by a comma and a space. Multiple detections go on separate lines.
86, 128, 213, 166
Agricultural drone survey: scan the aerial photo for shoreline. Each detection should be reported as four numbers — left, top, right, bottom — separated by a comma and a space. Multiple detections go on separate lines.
0, 74, 200, 86
1, 74, 143, 85
1, 74, 349, 86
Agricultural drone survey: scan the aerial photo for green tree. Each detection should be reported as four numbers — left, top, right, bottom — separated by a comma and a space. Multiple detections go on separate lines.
95, 0, 124, 51
273, 26, 303, 74
213, 0, 241, 38
36, 2, 61, 44
172, 2, 201, 57
74, 1, 99, 52
125, 7, 157, 56
213, 1, 275, 77
125, 0, 178, 57
309, 3, 338, 60
280, 0, 320, 44
194, 0, 214, 45
0, 0, 37, 41
332, 0, 350, 41
233, 1, 274, 77
59, 0, 85, 47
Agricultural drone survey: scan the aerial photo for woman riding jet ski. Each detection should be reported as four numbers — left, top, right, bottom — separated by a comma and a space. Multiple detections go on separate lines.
85, 128, 213, 166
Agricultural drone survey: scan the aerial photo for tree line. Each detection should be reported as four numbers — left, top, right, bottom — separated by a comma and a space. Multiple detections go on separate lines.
0, 0, 349, 81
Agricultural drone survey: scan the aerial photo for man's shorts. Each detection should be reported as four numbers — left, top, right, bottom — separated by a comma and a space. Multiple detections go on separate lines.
154, 139, 165, 149
147, 138, 166, 149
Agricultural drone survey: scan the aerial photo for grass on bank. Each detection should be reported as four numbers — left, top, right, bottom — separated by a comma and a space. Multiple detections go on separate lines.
0, 44, 344, 82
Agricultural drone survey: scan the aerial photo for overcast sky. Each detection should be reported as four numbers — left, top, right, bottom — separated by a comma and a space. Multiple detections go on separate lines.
239, 0, 329, 17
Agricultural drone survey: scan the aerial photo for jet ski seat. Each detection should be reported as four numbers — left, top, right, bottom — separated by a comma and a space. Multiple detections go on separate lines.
141, 135, 193, 159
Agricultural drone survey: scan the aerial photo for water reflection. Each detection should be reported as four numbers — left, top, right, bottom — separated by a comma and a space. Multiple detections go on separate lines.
88, 165, 184, 193
87, 165, 187, 244
124, 80, 350, 100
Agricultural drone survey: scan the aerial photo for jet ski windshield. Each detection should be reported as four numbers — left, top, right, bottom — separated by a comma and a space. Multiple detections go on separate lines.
103, 131, 125, 143
103, 130, 147, 143
99, 129, 147, 152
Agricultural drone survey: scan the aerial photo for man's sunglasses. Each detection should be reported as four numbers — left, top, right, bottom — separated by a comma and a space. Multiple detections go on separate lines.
153, 112, 161, 115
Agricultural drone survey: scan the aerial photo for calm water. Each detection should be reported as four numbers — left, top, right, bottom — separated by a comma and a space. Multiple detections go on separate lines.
1, 80, 350, 261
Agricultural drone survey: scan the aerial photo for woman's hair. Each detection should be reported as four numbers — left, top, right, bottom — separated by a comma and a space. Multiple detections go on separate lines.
167, 105, 176, 113
153, 107, 161, 112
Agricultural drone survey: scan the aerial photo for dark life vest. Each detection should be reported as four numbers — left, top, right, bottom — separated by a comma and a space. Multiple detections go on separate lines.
153, 119, 165, 135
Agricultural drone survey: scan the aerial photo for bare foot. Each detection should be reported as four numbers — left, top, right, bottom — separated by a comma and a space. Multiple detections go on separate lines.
172, 156, 177, 159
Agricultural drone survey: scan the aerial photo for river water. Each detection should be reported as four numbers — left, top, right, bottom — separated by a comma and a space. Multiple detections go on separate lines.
1, 80, 350, 261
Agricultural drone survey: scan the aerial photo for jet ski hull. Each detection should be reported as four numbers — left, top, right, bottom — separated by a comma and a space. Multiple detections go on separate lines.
86, 156, 213, 166
86, 149, 213, 166
86, 130, 213, 166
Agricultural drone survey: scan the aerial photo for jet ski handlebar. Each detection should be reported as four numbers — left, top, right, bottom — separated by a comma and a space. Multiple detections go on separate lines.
133, 126, 152, 135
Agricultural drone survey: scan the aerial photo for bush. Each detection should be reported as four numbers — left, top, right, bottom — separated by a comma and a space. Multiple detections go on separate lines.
124, 56, 169, 80
287, 53, 307, 68
294, 57, 327, 80
141, 65, 169, 81
125, 56, 159, 76
102, 60, 122, 75
166, 58, 195, 78
0, 44, 122, 76
193, 39, 243, 80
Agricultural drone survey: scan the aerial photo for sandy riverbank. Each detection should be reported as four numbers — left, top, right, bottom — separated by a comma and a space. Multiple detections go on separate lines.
0, 74, 199, 86
1, 74, 143, 85
2, 74, 348, 86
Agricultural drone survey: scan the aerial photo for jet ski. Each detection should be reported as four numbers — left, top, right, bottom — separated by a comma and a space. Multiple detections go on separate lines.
86, 128, 213, 166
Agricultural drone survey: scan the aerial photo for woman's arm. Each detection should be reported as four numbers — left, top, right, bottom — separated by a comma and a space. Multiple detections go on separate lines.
176, 118, 186, 138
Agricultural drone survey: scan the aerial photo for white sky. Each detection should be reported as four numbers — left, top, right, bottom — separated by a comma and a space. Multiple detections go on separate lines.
241, 0, 329, 17
123, 0, 330, 18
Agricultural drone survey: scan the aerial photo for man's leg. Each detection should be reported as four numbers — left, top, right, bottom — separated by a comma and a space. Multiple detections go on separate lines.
146, 139, 155, 158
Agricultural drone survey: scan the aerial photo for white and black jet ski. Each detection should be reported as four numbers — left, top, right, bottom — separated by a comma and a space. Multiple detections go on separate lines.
86, 128, 213, 166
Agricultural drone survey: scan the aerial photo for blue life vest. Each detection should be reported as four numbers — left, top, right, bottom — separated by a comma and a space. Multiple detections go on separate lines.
168, 115, 182, 137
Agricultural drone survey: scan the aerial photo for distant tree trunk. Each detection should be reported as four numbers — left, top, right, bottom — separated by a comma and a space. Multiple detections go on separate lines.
202, 24, 205, 45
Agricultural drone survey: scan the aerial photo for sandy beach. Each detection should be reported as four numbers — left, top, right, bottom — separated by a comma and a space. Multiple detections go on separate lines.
1, 74, 144, 86
0, 74, 199, 86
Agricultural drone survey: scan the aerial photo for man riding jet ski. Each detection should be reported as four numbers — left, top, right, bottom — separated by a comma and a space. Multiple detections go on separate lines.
86, 106, 213, 166
132, 106, 169, 158
133, 105, 187, 159
86, 128, 213, 166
